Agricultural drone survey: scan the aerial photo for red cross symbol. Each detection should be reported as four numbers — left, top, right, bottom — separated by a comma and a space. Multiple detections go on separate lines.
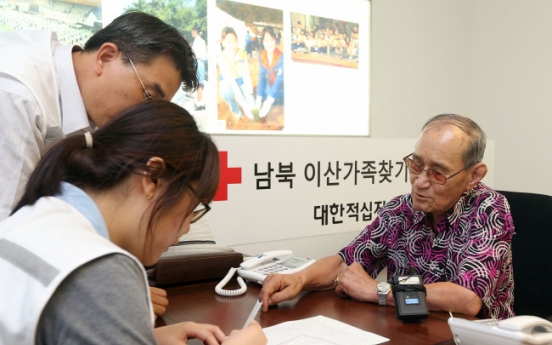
214, 151, 242, 201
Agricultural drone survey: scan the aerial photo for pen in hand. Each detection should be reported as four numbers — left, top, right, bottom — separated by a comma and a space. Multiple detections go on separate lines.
243, 298, 263, 329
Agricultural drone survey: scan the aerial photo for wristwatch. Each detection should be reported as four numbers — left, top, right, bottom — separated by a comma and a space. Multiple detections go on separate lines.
377, 282, 391, 306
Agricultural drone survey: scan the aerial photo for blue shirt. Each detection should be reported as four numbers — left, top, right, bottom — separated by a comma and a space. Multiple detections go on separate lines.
56, 182, 109, 240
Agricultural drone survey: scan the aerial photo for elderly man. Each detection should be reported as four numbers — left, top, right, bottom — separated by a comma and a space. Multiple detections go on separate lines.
260, 114, 514, 320
0, 11, 198, 318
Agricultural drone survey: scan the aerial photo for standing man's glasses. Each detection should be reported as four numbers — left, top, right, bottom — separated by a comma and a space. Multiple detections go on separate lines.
121, 49, 153, 101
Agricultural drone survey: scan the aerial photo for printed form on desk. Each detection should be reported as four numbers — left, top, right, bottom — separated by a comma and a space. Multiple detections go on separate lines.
263, 315, 389, 345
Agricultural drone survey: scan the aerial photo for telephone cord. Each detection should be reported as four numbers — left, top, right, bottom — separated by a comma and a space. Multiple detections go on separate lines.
215, 267, 247, 296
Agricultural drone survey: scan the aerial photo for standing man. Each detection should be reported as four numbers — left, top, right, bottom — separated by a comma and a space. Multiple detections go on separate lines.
191, 25, 206, 111
0, 10, 198, 318
260, 114, 515, 320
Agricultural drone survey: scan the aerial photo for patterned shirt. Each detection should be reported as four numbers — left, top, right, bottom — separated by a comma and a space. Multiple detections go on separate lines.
338, 183, 515, 319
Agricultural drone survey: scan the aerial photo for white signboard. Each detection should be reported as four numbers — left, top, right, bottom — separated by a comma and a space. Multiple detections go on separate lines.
206, 136, 496, 246
206, 136, 412, 245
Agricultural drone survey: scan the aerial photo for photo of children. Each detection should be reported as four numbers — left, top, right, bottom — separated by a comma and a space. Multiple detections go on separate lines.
217, 26, 256, 120
290, 12, 359, 69
215, 0, 284, 131
256, 26, 284, 120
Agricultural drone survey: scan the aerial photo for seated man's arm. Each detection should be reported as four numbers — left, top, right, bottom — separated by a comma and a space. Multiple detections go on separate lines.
260, 254, 347, 311
440, 195, 515, 319
410, 194, 514, 318
334, 263, 482, 316
424, 282, 482, 316
382, 281, 482, 316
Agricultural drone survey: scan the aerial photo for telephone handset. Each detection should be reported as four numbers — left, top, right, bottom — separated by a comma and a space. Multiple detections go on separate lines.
215, 250, 315, 297
448, 315, 552, 345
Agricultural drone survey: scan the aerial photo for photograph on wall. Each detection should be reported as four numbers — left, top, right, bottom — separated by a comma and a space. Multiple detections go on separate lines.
213, 0, 284, 131
120, 0, 209, 125
290, 12, 359, 69
1, 0, 370, 136
0, 0, 102, 45
0, 0, 210, 129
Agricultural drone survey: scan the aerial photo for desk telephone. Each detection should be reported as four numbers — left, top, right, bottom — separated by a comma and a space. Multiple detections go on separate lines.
215, 250, 315, 296
448, 315, 552, 345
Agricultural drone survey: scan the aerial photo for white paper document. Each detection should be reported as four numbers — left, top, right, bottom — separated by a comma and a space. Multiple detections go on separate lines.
263, 315, 389, 345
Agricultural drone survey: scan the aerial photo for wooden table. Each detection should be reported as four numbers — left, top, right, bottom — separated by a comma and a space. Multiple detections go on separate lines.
156, 281, 462, 345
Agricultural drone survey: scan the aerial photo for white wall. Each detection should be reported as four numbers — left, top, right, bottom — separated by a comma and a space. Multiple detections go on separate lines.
370, 0, 473, 138
370, 0, 552, 195
469, 1, 552, 195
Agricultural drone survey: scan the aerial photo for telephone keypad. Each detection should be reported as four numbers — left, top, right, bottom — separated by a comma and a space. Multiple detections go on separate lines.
474, 319, 499, 327
254, 257, 312, 275
256, 263, 290, 274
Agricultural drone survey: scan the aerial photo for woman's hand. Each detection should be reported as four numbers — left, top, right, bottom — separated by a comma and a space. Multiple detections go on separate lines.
223, 320, 267, 345
149, 286, 169, 318
154, 322, 226, 345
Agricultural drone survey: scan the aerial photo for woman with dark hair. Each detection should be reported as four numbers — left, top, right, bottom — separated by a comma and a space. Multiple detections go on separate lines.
0, 100, 266, 345
256, 26, 284, 118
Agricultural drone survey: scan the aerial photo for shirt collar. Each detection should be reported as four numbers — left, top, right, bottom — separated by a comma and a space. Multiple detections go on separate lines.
56, 182, 109, 240
410, 186, 477, 232
53, 44, 92, 134
448, 191, 470, 226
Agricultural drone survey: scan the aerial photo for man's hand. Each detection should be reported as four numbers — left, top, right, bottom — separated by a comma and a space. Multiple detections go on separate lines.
334, 262, 379, 303
259, 273, 304, 312
150, 286, 169, 318
260, 255, 348, 311
154, 322, 226, 345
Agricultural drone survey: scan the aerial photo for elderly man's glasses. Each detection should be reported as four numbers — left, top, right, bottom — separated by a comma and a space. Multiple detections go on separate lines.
403, 153, 470, 185
121, 49, 152, 101
191, 204, 211, 224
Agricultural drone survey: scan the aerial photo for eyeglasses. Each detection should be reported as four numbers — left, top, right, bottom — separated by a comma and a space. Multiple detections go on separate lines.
403, 153, 470, 185
121, 49, 152, 101
185, 183, 211, 224
191, 203, 211, 224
